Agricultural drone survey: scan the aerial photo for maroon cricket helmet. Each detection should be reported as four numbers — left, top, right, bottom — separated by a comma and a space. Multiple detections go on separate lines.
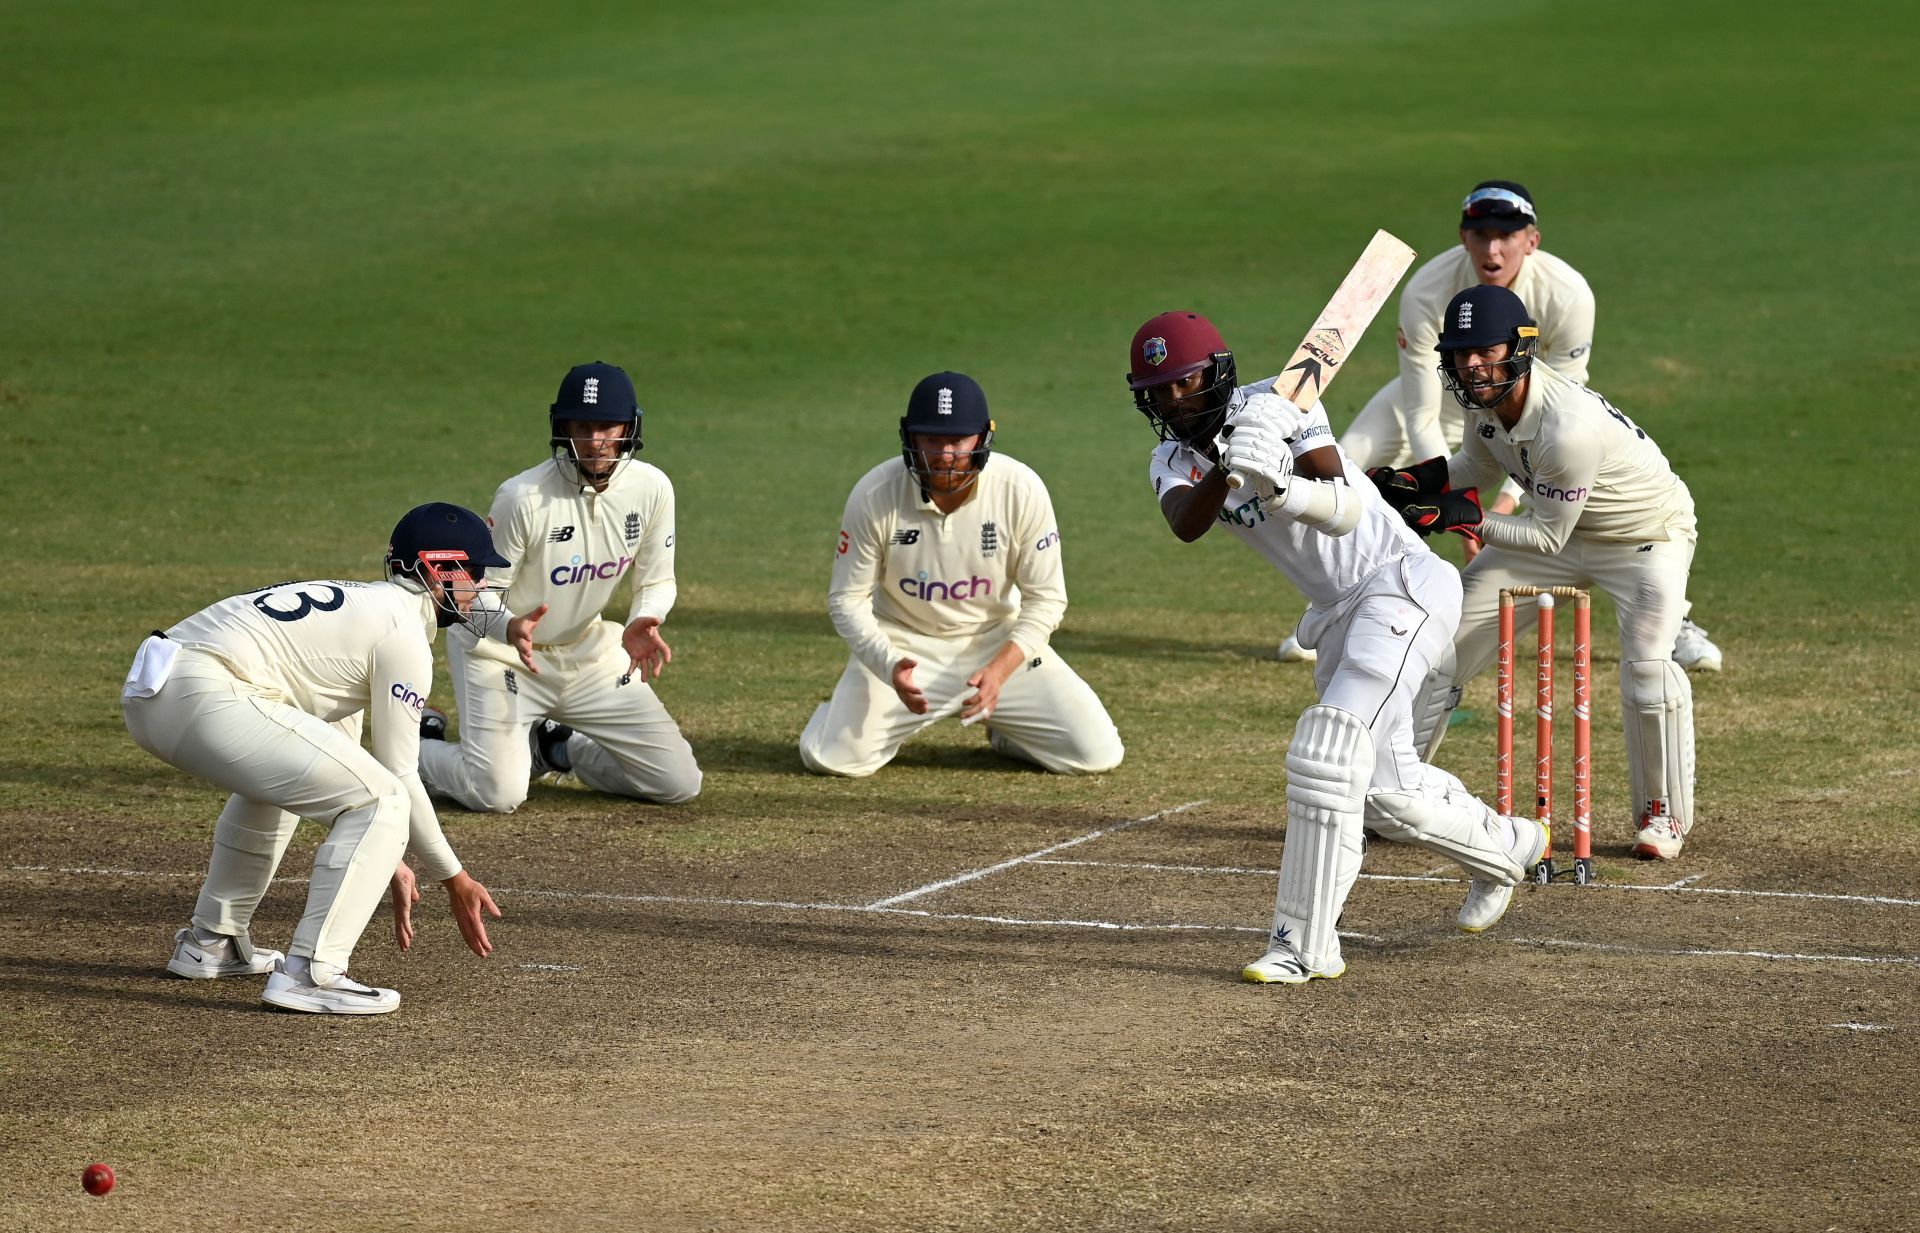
1127, 311, 1230, 390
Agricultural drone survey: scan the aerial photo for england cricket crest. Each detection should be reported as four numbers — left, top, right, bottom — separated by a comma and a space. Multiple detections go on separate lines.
1143, 336, 1169, 367
980, 521, 999, 556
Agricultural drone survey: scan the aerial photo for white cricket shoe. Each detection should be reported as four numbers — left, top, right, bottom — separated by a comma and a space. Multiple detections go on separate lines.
1275, 634, 1317, 664
262, 960, 400, 1015
166, 928, 283, 980
1633, 814, 1689, 860
1672, 619, 1723, 673
1241, 945, 1346, 984
1457, 816, 1551, 933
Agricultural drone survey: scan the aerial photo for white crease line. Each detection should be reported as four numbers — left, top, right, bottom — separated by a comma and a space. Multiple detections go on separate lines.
518, 963, 582, 972
1031, 857, 1453, 885
3, 864, 1910, 965
1022, 858, 1920, 907
1830, 1022, 1892, 1031
1509, 938, 1920, 966
864, 800, 1209, 909
1664, 873, 1707, 888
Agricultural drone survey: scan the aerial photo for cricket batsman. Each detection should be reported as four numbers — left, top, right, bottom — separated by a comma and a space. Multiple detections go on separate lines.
1384, 284, 1700, 860
799, 372, 1124, 777
419, 362, 702, 811
1126, 311, 1547, 983
124, 503, 525, 1014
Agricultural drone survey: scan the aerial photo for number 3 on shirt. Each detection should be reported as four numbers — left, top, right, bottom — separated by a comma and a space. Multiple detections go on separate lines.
837, 530, 849, 556
250, 583, 346, 623
1598, 395, 1648, 440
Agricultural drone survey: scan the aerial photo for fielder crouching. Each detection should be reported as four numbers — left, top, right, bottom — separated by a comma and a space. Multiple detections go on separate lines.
799, 372, 1124, 777
123, 504, 528, 1014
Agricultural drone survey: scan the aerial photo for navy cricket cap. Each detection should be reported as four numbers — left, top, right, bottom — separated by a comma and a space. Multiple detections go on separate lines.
1435, 285, 1538, 352
902, 371, 991, 435
550, 361, 639, 423
1460, 180, 1537, 232
388, 502, 510, 571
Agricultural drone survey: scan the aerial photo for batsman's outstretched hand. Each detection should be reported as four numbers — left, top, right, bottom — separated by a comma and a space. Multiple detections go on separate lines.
507, 604, 550, 673
442, 870, 502, 958
891, 657, 928, 714
1403, 488, 1484, 543
622, 616, 672, 683
389, 861, 421, 952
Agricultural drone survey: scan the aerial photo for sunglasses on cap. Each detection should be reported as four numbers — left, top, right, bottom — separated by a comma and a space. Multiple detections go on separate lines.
1461, 186, 1536, 220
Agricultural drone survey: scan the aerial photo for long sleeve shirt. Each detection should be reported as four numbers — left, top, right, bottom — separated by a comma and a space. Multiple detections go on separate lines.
828, 454, 1067, 680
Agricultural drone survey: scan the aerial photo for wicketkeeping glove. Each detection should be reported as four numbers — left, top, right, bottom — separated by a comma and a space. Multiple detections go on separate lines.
1402, 487, 1483, 543
1365, 455, 1451, 512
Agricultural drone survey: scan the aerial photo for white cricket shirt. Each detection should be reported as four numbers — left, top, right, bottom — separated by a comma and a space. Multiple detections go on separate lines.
829, 453, 1067, 680
1449, 360, 1697, 552
165, 580, 461, 880
1396, 246, 1595, 461
472, 457, 677, 664
1149, 383, 1424, 607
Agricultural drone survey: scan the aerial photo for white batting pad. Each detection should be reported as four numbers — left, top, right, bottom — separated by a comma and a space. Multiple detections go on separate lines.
1365, 768, 1523, 885
1270, 705, 1372, 972
1622, 658, 1695, 831
1409, 643, 1460, 761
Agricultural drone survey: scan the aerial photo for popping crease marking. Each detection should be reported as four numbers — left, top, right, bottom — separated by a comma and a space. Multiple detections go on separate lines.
1024, 858, 1920, 908
863, 800, 1210, 909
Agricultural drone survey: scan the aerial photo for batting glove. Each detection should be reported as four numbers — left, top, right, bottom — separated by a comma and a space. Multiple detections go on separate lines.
1220, 421, 1296, 501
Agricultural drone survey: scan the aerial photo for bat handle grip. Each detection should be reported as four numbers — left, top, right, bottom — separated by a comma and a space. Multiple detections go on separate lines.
1224, 469, 1247, 492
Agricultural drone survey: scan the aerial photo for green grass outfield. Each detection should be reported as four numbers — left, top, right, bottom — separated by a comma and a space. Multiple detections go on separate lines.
3, 0, 1916, 842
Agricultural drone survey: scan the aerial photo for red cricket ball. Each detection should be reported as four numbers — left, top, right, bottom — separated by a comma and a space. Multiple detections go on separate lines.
81, 1163, 115, 1196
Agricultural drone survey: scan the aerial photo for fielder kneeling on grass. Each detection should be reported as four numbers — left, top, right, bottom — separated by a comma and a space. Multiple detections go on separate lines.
123, 504, 536, 1015
799, 372, 1124, 777
1124, 311, 1547, 984
1383, 284, 1700, 860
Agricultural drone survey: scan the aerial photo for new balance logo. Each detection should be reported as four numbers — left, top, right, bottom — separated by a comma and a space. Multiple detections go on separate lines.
582, 377, 600, 405
937, 387, 954, 415
890, 529, 920, 545
548, 526, 576, 543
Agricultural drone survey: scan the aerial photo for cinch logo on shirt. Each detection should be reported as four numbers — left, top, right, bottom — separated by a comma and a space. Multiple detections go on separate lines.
1533, 482, 1589, 502
550, 554, 634, 584
391, 682, 427, 713
898, 573, 993, 602
1035, 530, 1060, 551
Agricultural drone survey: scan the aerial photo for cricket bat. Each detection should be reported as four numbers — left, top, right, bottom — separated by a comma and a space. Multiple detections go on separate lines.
1225, 229, 1417, 491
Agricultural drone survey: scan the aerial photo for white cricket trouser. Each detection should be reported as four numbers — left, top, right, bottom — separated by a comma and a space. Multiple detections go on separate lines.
798, 624, 1124, 778
418, 621, 701, 813
1303, 551, 1462, 795
122, 647, 406, 971
1453, 531, 1697, 683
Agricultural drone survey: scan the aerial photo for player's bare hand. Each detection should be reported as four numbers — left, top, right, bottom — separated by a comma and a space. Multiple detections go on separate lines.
442, 870, 502, 958
507, 604, 550, 673
622, 617, 672, 683
891, 657, 928, 714
389, 861, 421, 952
961, 666, 1007, 723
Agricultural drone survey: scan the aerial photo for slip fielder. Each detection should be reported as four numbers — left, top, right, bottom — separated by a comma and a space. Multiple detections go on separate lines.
1126, 311, 1547, 983
799, 372, 1123, 777
124, 503, 523, 1014
419, 362, 702, 811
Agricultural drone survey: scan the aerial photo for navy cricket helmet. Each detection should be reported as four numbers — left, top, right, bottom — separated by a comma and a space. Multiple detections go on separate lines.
1435, 285, 1540, 409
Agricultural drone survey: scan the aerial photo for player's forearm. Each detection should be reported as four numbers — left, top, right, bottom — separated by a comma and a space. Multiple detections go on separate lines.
627, 575, 676, 627
1475, 509, 1574, 555
1447, 451, 1506, 497
828, 594, 898, 680
1275, 477, 1363, 537
401, 775, 462, 883
1163, 468, 1229, 542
